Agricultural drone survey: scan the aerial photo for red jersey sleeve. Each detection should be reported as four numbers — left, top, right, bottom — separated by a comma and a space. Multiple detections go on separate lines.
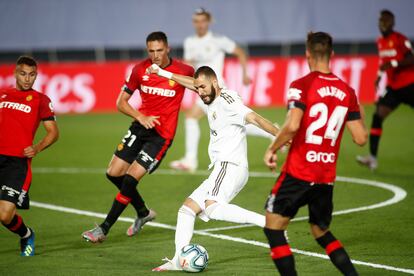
286, 79, 307, 111
39, 94, 56, 121
346, 88, 361, 121
123, 65, 141, 94
397, 33, 412, 57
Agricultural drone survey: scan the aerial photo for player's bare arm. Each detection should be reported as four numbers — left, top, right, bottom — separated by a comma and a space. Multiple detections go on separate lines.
23, 120, 59, 158
245, 112, 279, 137
147, 64, 197, 91
346, 117, 368, 146
232, 46, 251, 85
116, 90, 160, 129
264, 108, 303, 171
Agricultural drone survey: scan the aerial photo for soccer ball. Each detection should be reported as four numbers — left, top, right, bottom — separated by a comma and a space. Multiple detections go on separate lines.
179, 244, 209, 272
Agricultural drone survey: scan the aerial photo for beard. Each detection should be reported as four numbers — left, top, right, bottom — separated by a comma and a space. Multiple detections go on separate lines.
201, 84, 216, 105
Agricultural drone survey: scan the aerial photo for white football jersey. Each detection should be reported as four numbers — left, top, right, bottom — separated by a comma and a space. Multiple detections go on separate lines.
206, 89, 253, 169
184, 31, 236, 85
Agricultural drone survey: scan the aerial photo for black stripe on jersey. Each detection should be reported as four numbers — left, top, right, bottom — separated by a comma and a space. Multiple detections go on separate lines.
212, 161, 228, 196
347, 111, 361, 121
287, 100, 306, 111
220, 93, 235, 104
122, 85, 134, 95
42, 116, 56, 121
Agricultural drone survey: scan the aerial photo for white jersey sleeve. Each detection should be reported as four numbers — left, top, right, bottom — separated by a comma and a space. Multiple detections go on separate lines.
216, 35, 236, 54
221, 91, 252, 126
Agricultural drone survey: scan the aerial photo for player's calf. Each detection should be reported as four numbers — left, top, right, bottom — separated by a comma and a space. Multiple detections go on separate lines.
106, 173, 124, 190
263, 228, 297, 276
315, 231, 358, 276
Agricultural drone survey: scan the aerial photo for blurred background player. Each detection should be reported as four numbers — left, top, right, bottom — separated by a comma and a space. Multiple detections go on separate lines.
149, 65, 279, 271
0, 56, 59, 256
170, 8, 274, 172
263, 32, 367, 275
357, 10, 414, 170
82, 32, 194, 243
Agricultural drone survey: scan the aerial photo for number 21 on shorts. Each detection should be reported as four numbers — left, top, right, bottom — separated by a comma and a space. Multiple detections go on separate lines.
306, 103, 348, 147
122, 130, 137, 147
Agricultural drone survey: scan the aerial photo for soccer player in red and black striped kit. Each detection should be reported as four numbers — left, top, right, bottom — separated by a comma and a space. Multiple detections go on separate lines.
357, 10, 414, 170
82, 32, 194, 242
263, 32, 367, 275
0, 56, 59, 256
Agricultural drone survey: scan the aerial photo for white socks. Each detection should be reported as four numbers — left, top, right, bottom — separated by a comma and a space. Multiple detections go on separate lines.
205, 202, 265, 227
174, 205, 196, 261
184, 118, 200, 162
245, 124, 274, 140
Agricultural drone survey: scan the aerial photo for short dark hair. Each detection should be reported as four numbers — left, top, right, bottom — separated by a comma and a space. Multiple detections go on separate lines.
306, 32, 333, 59
146, 31, 168, 45
193, 7, 212, 21
16, 55, 37, 67
194, 66, 217, 79
380, 9, 394, 18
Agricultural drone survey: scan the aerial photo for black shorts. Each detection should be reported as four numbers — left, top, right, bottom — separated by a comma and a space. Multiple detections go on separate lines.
378, 83, 414, 109
114, 122, 172, 174
265, 172, 333, 230
0, 154, 31, 209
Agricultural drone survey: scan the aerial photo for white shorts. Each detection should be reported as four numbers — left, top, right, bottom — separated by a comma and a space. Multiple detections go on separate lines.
189, 161, 248, 222
195, 97, 208, 114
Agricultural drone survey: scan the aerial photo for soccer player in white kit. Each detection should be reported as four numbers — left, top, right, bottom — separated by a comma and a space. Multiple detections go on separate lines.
170, 8, 274, 172
148, 65, 279, 271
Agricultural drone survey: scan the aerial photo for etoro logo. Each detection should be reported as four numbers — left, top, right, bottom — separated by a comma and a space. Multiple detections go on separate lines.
139, 150, 154, 163
306, 150, 335, 163
1, 185, 21, 197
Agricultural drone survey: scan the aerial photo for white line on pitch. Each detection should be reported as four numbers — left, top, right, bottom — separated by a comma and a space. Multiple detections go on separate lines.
201, 176, 407, 232
33, 167, 408, 233
30, 201, 414, 274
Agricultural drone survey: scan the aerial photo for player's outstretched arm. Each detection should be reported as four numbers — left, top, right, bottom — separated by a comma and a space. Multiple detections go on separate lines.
264, 108, 303, 171
268, 108, 303, 152
23, 120, 59, 158
116, 91, 160, 129
245, 112, 279, 137
146, 64, 197, 91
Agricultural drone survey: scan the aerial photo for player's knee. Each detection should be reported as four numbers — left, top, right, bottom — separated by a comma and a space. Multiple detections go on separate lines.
204, 202, 220, 219
182, 198, 202, 215
178, 205, 197, 217
310, 223, 329, 239
0, 208, 14, 224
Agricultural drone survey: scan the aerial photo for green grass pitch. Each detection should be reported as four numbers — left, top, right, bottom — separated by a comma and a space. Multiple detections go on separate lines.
0, 105, 413, 275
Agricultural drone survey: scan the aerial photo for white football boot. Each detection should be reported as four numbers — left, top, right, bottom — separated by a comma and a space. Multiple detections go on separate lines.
356, 155, 378, 170
152, 257, 182, 272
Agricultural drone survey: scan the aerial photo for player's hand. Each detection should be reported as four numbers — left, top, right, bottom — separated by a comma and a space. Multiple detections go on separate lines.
146, 64, 160, 75
242, 74, 252, 86
23, 145, 39, 158
137, 115, 161, 129
264, 148, 278, 172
